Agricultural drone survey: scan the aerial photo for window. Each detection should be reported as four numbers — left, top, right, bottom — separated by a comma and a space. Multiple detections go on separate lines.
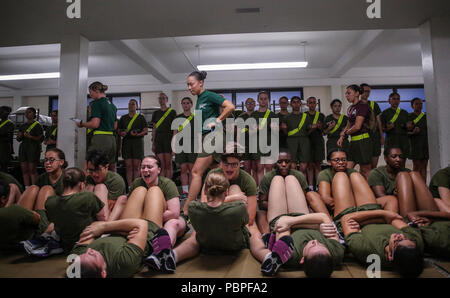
368, 85, 425, 113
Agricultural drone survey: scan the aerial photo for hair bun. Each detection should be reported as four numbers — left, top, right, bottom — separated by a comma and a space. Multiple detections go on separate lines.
102, 85, 108, 91
200, 71, 207, 80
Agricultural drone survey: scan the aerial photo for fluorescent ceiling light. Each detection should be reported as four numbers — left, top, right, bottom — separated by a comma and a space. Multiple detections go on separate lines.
197, 62, 308, 71
0, 72, 60, 81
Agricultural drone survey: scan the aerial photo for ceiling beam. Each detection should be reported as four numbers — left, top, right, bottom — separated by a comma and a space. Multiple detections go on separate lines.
109, 39, 172, 84
0, 83, 20, 91
329, 30, 388, 78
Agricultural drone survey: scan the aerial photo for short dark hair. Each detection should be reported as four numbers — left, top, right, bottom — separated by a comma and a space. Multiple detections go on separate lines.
86, 149, 110, 168
330, 99, 342, 107
383, 146, 402, 157
327, 147, 347, 161
63, 167, 86, 189
181, 97, 193, 104
0, 106, 12, 115
304, 253, 334, 278
389, 92, 400, 99
257, 91, 270, 100
188, 71, 207, 81
360, 83, 370, 89
26, 107, 37, 117
393, 245, 424, 278
142, 155, 161, 168
346, 84, 362, 95
279, 96, 289, 102
410, 97, 422, 107
290, 96, 302, 102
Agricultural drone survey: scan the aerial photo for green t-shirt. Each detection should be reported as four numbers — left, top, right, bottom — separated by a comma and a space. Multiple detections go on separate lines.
86, 171, 126, 200
259, 169, 308, 195
282, 112, 312, 138
19, 121, 43, 146
323, 114, 348, 138
195, 90, 225, 134
152, 108, 177, 134
0, 171, 24, 192
345, 224, 423, 267
429, 166, 450, 199
407, 112, 427, 137
118, 113, 148, 140
368, 166, 411, 195
208, 168, 257, 197
129, 176, 179, 201
306, 111, 325, 139
188, 201, 249, 253
90, 97, 117, 132
71, 235, 144, 278
380, 108, 409, 135
419, 221, 450, 258
285, 228, 345, 267
45, 192, 104, 252
317, 168, 357, 185
35, 172, 64, 196
0, 205, 39, 251
0, 119, 14, 145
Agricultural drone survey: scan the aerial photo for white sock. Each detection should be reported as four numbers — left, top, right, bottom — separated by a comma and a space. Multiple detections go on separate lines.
263, 252, 272, 262
173, 250, 179, 264
182, 185, 188, 193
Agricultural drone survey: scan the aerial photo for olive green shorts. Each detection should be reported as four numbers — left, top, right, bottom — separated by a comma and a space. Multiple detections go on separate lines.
88, 134, 117, 164
409, 135, 428, 160
122, 137, 145, 160
175, 152, 197, 164
348, 137, 372, 165
326, 137, 349, 157
310, 136, 325, 162
154, 132, 173, 154
269, 212, 305, 233
18, 142, 41, 163
287, 137, 311, 163
333, 203, 381, 235
35, 209, 51, 236
370, 131, 382, 157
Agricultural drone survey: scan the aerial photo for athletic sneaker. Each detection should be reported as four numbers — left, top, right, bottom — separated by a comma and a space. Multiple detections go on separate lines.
261, 236, 294, 276
25, 238, 63, 258
21, 236, 48, 254
145, 248, 176, 273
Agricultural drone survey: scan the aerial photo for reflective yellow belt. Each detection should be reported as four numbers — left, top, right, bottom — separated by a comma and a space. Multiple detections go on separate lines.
351, 133, 370, 141
93, 130, 113, 135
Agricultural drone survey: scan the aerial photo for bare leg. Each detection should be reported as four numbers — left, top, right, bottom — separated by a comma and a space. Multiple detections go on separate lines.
187, 163, 194, 185
93, 184, 110, 220
256, 210, 270, 234
347, 161, 355, 169
435, 199, 450, 213
396, 172, 416, 217
34, 185, 55, 210
332, 172, 356, 217
132, 159, 141, 182
306, 191, 332, 220
157, 153, 166, 177
285, 175, 309, 214
173, 232, 200, 263
17, 185, 39, 210
410, 171, 439, 211
314, 161, 321, 185
180, 163, 189, 190
421, 160, 428, 183
256, 161, 265, 185
371, 156, 379, 170
142, 186, 167, 227
108, 195, 128, 221
376, 195, 399, 213
251, 160, 258, 184
120, 186, 147, 219
307, 163, 315, 186
350, 172, 378, 207
29, 163, 38, 185
124, 159, 133, 187
20, 162, 30, 187
163, 153, 173, 179
5, 183, 21, 207
267, 176, 287, 224
184, 155, 213, 215
359, 164, 372, 180
248, 224, 271, 262
244, 160, 252, 176
299, 162, 308, 179
264, 164, 273, 174
164, 218, 187, 246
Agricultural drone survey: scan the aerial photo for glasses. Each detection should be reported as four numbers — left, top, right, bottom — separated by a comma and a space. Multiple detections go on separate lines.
245, 102, 255, 105
276, 159, 291, 164
330, 158, 347, 163
87, 166, 106, 173
223, 162, 240, 168
44, 158, 61, 164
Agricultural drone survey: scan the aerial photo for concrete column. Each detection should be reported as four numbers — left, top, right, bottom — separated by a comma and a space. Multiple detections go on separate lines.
58, 34, 89, 169
13, 93, 24, 112
419, 17, 450, 175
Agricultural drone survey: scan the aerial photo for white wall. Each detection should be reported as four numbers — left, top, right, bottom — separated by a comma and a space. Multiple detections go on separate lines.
0, 97, 13, 107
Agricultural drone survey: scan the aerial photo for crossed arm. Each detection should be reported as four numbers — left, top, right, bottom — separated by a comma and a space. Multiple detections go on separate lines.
342, 210, 403, 236
274, 213, 339, 241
